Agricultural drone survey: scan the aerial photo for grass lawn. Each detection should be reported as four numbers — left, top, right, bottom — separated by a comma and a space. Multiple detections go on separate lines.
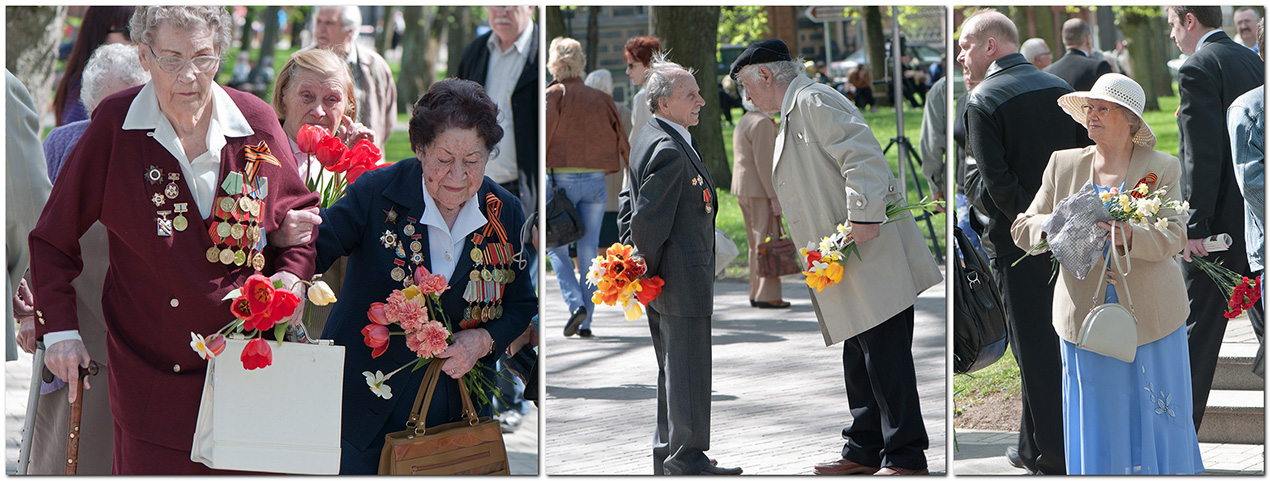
715, 101, 947, 278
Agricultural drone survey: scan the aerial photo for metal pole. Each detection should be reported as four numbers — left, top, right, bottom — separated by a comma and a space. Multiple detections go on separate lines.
824, 22, 832, 75
891, 6, 907, 197
17, 344, 45, 474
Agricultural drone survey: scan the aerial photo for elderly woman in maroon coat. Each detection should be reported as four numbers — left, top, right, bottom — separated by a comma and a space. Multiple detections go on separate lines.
28, 6, 317, 473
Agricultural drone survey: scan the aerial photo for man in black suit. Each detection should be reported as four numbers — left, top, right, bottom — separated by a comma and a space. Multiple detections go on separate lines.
958, 9, 1090, 474
1042, 18, 1112, 91
617, 57, 740, 476
1167, 5, 1265, 432
456, 6, 539, 211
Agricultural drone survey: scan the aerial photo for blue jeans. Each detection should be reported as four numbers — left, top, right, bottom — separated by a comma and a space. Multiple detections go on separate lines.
546, 172, 607, 330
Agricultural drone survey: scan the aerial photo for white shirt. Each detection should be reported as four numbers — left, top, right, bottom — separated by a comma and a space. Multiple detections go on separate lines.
1193, 29, 1222, 54
653, 114, 698, 158
122, 82, 253, 219
47, 82, 254, 346
482, 25, 533, 184
419, 179, 487, 282
630, 88, 652, 142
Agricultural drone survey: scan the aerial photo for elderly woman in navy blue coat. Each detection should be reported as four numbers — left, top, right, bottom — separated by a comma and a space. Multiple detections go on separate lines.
309, 78, 535, 473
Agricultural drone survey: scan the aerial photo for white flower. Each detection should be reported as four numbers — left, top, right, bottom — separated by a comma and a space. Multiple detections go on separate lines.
1180, 201, 1190, 211
307, 280, 337, 306
810, 260, 830, 273
190, 332, 214, 360
1154, 218, 1169, 229
836, 223, 848, 234
585, 261, 606, 287
819, 237, 836, 253
364, 370, 393, 399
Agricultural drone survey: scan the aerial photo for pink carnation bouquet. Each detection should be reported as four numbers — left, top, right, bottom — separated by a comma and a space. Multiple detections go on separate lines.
359, 266, 496, 404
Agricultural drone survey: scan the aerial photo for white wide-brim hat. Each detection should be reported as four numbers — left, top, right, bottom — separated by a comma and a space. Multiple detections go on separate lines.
1057, 73, 1156, 149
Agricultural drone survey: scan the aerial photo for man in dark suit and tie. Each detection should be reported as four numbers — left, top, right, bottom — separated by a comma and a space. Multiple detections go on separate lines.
1168, 5, 1265, 432
617, 56, 740, 476
1042, 18, 1112, 91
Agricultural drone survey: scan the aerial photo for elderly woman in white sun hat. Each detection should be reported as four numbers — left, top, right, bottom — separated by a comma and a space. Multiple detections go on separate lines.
1010, 73, 1203, 474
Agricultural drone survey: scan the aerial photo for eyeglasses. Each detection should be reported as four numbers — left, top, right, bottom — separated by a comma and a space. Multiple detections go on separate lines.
146, 44, 221, 73
1081, 104, 1120, 116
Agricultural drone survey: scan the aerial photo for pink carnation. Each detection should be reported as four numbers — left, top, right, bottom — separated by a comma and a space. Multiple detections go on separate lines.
413, 266, 451, 296
405, 320, 451, 358
396, 299, 428, 332
383, 290, 410, 325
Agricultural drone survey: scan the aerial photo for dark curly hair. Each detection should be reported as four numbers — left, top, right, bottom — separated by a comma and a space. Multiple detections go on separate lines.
408, 78, 504, 156
624, 36, 662, 67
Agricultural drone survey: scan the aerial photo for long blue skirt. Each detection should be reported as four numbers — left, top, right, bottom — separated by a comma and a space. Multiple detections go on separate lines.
1061, 319, 1205, 474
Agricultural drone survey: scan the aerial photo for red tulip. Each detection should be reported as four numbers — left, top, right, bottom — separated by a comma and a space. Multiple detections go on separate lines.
230, 296, 253, 320
205, 334, 227, 358
367, 302, 390, 325
268, 290, 301, 321
362, 323, 390, 358
636, 276, 665, 305
241, 337, 273, 370
315, 136, 348, 169
243, 275, 275, 314
296, 124, 330, 154
330, 139, 380, 174
806, 251, 822, 264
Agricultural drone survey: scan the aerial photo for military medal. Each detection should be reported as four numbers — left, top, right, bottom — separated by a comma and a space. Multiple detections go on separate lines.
402, 223, 416, 236
146, 166, 163, 184
471, 247, 484, 264
206, 246, 221, 263
384, 207, 398, 223
252, 252, 266, 271
152, 193, 166, 207
380, 230, 398, 249
164, 173, 181, 199
470, 270, 481, 282
173, 203, 189, 232
156, 211, 173, 237
230, 223, 245, 240
390, 259, 407, 282
219, 248, 235, 265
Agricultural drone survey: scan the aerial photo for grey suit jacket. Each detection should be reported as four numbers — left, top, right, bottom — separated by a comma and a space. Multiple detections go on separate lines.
6, 70, 51, 361
619, 118, 718, 318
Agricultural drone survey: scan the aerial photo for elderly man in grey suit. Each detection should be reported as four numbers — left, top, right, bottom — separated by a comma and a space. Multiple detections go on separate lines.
617, 55, 741, 476
733, 40, 942, 476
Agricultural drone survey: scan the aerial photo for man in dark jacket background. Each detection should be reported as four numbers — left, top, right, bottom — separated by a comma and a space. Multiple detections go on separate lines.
1043, 18, 1112, 91
1167, 5, 1265, 433
957, 9, 1090, 475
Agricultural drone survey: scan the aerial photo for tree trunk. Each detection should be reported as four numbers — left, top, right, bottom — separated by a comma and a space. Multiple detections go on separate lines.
545, 6, 566, 41
6, 5, 65, 122
257, 5, 280, 97
239, 7, 256, 53
377, 6, 396, 55
442, 6, 475, 79
585, 7, 600, 73
864, 7, 887, 104
650, 6, 731, 190
398, 6, 435, 113
1146, 15, 1174, 100
1031, 7, 1058, 60
289, 7, 307, 49
1118, 9, 1172, 110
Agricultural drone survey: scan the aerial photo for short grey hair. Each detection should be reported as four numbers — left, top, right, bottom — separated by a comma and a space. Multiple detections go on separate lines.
130, 6, 232, 56
736, 59, 804, 87
316, 6, 362, 39
643, 51, 696, 115
80, 43, 150, 113
1119, 108, 1143, 137
584, 69, 613, 95
1020, 38, 1050, 63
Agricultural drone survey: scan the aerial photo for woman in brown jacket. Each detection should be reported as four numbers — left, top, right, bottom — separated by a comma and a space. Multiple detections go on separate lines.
545, 37, 630, 337
730, 87, 788, 308
1011, 74, 1202, 474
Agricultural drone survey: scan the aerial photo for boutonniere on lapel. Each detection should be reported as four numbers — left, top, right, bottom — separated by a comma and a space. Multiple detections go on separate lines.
379, 207, 427, 285
460, 193, 522, 329
359, 265, 497, 405
205, 142, 275, 271
802, 198, 944, 291
691, 175, 713, 213
295, 124, 386, 208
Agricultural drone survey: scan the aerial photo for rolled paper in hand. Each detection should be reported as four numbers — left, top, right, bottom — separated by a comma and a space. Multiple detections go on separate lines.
1202, 233, 1233, 253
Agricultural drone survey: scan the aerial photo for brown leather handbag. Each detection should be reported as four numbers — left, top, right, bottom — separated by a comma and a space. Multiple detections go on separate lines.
378, 362, 510, 475
755, 215, 802, 277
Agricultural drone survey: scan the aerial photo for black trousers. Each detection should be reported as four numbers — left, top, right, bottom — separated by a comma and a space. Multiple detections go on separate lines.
1183, 251, 1264, 430
994, 255, 1065, 474
840, 306, 928, 470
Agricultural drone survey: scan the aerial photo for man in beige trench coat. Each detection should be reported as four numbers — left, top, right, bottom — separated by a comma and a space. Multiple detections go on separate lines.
732, 40, 942, 476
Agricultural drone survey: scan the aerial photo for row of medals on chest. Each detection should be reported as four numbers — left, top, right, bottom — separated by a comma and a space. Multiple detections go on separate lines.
143, 164, 268, 271
379, 209, 514, 325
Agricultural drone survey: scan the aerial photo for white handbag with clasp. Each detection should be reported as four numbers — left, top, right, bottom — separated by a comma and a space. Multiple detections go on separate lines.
191, 338, 344, 474
1075, 222, 1138, 363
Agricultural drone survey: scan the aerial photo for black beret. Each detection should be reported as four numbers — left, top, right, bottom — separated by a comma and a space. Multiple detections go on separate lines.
729, 39, 793, 80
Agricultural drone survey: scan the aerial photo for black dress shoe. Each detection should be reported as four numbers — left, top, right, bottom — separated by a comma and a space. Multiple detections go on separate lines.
753, 300, 791, 309
563, 306, 586, 337
578, 328, 593, 337
1005, 447, 1037, 474
700, 464, 742, 475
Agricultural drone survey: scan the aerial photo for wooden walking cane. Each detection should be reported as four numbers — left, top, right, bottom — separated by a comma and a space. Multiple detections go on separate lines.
65, 361, 99, 475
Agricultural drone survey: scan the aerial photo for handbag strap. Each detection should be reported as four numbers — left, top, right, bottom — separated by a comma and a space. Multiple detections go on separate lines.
1091, 222, 1135, 314
405, 361, 481, 435
770, 213, 786, 240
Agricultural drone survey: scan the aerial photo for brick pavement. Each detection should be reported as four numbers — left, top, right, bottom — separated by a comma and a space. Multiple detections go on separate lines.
542, 274, 947, 475
4, 349, 539, 474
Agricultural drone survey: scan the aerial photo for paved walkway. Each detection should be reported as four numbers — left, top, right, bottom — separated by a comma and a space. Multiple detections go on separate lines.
4, 350, 539, 475
542, 273, 947, 475
954, 429, 1264, 475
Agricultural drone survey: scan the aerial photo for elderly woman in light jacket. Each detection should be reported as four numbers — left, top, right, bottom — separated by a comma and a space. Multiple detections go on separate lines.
1010, 74, 1203, 475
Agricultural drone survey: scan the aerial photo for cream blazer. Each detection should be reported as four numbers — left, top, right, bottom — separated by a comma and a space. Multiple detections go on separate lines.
772, 75, 942, 346
1011, 145, 1190, 346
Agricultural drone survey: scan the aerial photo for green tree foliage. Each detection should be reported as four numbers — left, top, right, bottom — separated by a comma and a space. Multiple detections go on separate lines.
717, 6, 768, 48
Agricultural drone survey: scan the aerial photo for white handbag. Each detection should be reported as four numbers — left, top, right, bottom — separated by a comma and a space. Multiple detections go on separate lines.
191, 338, 345, 474
1075, 222, 1138, 363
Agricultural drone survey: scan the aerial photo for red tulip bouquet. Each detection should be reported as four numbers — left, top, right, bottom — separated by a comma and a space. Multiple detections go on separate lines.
360, 266, 496, 405
189, 274, 338, 369
296, 124, 385, 208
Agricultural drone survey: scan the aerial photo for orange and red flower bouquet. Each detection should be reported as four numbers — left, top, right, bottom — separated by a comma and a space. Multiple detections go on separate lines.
296, 124, 386, 208
359, 266, 496, 405
585, 243, 666, 321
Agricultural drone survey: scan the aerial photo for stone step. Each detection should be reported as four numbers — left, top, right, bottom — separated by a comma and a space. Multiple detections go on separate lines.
1214, 342, 1264, 391
1198, 390, 1265, 444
